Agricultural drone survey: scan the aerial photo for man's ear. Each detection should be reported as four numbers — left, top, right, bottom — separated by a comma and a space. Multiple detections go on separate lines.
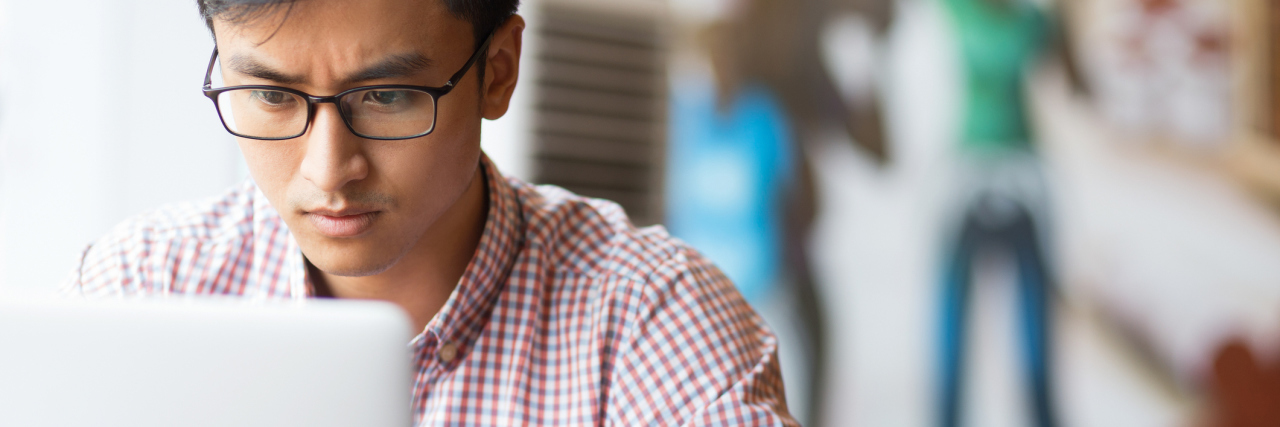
482, 15, 526, 120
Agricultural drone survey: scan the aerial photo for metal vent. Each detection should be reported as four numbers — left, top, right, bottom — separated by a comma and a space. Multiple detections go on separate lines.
530, 3, 667, 226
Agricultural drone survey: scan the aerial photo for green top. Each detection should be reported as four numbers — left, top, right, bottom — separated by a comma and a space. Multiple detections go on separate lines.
942, 0, 1048, 150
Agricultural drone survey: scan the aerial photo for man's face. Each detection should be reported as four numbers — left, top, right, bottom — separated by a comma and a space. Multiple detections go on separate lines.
213, 0, 486, 277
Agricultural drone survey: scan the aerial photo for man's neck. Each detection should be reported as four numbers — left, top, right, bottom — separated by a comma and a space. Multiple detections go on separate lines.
311, 166, 490, 334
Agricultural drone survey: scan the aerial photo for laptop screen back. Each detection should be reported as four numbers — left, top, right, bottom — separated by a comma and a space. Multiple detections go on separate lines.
0, 297, 412, 427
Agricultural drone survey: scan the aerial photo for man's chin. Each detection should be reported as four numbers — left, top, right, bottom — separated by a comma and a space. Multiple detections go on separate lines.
302, 245, 404, 278
312, 261, 397, 278
305, 255, 396, 278
291, 216, 423, 279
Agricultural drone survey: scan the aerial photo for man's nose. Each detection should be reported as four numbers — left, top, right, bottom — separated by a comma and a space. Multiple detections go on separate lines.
299, 103, 369, 193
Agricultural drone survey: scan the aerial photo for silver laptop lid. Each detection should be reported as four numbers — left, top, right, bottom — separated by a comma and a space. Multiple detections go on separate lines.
0, 297, 412, 427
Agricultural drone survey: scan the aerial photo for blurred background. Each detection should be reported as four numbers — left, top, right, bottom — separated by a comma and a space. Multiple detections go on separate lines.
3, 0, 1280, 425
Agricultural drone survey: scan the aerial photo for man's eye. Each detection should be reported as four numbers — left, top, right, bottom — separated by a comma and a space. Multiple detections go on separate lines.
364, 90, 408, 106
250, 90, 292, 106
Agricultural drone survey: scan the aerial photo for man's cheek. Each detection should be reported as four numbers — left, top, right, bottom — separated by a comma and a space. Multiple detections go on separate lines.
241, 153, 297, 200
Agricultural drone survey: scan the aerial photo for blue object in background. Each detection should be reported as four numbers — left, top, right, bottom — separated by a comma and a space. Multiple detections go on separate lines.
666, 78, 794, 305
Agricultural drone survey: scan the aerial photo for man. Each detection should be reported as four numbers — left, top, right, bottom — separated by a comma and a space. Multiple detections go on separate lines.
709, 1, 895, 423
62, 0, 795, 425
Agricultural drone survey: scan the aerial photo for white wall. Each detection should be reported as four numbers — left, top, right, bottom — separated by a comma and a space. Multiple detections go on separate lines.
0, 0, 242, 292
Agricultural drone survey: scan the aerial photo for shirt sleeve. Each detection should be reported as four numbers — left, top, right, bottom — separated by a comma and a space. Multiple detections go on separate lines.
606, 246, 799, 426
59, 224, 149, 298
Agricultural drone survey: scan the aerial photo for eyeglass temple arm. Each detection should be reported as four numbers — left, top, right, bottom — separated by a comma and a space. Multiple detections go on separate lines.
204, 47, 219, 89
442, 34, 494, 91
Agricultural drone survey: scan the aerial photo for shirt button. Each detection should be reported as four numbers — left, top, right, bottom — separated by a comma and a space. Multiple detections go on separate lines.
438, 342, 457, 364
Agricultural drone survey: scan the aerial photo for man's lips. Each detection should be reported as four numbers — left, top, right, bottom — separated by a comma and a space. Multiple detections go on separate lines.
305, 209, 379, 238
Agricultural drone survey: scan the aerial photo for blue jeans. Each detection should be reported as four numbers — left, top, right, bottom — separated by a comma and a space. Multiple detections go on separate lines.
937, 192, 1057, 427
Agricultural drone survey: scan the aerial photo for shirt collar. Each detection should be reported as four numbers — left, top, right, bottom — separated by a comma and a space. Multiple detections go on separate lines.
282, 155, 524, 353
416, 155, 524, 356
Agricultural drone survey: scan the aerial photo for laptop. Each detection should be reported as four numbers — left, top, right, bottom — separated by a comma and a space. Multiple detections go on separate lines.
0, 296, 412, 427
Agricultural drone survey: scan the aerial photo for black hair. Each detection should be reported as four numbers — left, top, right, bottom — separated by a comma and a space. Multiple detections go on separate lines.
197, 0, 518, 50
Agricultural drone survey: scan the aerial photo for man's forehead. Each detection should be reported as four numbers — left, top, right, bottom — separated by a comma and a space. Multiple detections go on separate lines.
223, 50, 437, 86
211, 0, 471, 84
210, 0, 465, 55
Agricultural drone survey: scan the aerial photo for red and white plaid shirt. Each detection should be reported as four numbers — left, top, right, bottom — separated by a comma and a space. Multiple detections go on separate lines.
63, 155, 796, 426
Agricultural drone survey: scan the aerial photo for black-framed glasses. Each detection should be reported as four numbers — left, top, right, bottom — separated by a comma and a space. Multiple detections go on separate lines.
202, 34, 493, 141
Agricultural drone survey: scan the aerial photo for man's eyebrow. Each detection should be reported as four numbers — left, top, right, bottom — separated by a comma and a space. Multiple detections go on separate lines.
342, 53, 434, 84
226, 54, 306, 85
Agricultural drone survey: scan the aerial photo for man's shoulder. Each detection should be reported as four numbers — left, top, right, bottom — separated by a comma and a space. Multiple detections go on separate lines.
506, 178, 744, 321
98, 180, 262, 246
66, 180, 272, 295
502, 180, 790, 426
506, 174, 753, 333
509, 178, 695, 283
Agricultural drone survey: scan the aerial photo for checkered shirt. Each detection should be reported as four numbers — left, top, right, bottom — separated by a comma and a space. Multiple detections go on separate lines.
63, 155, 797, 426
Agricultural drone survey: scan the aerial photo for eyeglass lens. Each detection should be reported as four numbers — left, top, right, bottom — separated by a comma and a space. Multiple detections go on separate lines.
216, 88, 438, 139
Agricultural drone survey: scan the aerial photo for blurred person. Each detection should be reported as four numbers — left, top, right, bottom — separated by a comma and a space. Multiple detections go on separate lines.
666, 0, 897, 420
729, 0, 896, 165
668, 22, 795, 312
667, 20, 813, 423
669, 1, 896, 425
59, 0, 797, 424
933, 0, 1074, 426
